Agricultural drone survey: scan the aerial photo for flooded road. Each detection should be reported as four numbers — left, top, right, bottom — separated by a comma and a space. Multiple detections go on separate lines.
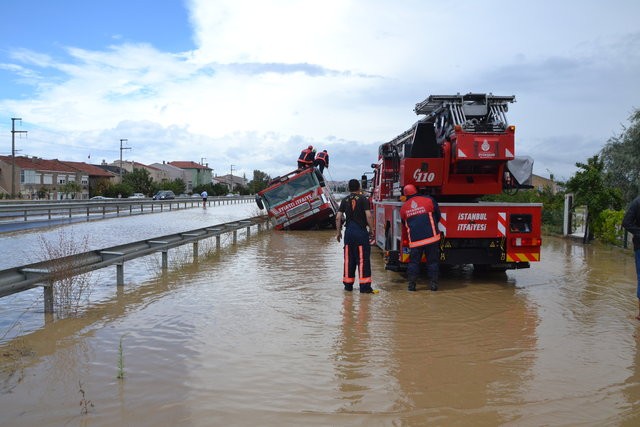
1, 217, 640, 426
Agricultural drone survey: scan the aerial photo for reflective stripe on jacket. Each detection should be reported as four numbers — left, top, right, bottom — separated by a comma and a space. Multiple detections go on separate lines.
400, 195, 441, 248
315, 151, 329, 166
298, 148, 312, 164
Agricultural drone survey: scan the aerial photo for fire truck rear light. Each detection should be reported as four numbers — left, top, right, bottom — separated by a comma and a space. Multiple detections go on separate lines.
454, 125, 462, 132
508, 125, 516, 132
511, 237, 541, 247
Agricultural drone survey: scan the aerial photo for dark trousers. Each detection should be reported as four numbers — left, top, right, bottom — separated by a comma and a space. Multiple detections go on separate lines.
314, 159, 326, 174
407, 243, 439, 282
343, 225, 371, 287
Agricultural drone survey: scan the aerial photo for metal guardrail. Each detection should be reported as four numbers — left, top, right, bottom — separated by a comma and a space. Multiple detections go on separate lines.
0, 215, 269, 312
0, 196, 253, 224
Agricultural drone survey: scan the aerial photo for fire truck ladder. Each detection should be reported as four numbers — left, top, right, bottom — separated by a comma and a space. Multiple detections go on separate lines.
414, 93, 515, 132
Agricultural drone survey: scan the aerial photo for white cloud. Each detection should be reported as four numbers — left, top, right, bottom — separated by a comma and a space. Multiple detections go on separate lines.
0, 0, 638, 182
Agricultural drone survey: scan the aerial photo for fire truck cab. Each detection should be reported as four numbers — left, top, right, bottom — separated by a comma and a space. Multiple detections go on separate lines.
370, 93, 542, 271
256, 167, 339, 230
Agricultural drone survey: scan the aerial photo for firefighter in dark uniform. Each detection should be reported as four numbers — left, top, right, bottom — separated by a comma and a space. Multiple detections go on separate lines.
314, 149, 329, 174
336, 179, 375, 293
298, 145, 315, 169
400, 184, 441, 291
623, 195, 640, 320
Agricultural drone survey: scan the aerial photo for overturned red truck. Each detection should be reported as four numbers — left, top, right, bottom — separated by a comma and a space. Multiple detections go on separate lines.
255, 167, 339, 230
369, 93, 542, 272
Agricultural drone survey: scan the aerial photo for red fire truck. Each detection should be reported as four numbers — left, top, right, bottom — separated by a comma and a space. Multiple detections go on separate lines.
256, 167, 339, 230
370, 93, 542, 271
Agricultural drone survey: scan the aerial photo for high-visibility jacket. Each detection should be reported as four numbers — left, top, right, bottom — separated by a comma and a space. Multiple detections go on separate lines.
400, 195, 441, 248
298, 148, 314, 165
315, 151, 329, 167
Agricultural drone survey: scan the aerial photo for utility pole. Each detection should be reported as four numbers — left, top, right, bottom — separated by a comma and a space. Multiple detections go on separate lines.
230, 164, 235, 193
11, 118, 27, 198
119, 139, 131, 183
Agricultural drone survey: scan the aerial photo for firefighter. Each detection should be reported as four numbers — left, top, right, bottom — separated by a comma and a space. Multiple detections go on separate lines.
623, 195, 640, 320
314, 149, 329, 174
400, 184, 441, 291
336, 179, 375, 293
298, 145, 315, 169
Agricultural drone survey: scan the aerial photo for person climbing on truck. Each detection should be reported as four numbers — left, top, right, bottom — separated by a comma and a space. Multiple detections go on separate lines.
298, 145, 315, 169
400, 184, 441, 291
314, 150, 329, 174
336, 179, 375, 293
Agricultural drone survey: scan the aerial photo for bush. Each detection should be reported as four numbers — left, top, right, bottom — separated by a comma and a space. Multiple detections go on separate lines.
594, 209, 625, 245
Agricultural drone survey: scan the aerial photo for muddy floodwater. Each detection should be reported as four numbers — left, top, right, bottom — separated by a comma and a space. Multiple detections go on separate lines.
1, 209, 640, 426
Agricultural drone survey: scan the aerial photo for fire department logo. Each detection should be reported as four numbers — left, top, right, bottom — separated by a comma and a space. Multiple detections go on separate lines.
411, 200, 418, 209
481, 139, 490, 151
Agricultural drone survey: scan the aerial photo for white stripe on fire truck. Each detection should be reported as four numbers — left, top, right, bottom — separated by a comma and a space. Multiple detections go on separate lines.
439, 212, 447, 234
498, 212, 507, 236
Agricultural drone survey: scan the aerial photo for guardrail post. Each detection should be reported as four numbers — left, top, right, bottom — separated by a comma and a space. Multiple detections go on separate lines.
117, 205, 120, 216
116, 263, 124, 286
69, 207, 72, 218
44, 284, 54, 313
49, 209, 52, 220
233, 230, 237, 244
216, 235, 221, 249
193, 241, 198, 260
162, 251, 168, 270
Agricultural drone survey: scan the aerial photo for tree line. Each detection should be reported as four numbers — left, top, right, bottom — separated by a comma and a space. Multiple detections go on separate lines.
94, 169, 273, 198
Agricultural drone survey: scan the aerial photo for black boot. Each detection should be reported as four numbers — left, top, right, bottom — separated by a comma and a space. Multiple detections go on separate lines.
408, 282, 416, 292
430, 280, 438, 291
344, 284, 353, 292
360, 284, 373, 293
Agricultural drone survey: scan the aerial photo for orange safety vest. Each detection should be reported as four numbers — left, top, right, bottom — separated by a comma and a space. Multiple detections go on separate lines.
315, 151, 328, 166
298, 148, 313, 164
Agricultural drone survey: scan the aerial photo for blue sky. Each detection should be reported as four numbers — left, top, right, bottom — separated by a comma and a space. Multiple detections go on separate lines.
1, 0, 639, 182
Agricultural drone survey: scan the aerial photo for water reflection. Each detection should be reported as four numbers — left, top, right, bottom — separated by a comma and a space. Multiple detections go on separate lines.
1, 231, 640, 425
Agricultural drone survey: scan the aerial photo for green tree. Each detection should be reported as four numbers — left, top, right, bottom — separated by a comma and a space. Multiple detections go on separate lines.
211, 183, 228, 196
248, 170, 271, 194
102, 182, 133, 198
600, 108, 640, 204
60, 181, 83, 199
122, 168, 154, 196
565, 155, 623, 241
163, 178, 187, 195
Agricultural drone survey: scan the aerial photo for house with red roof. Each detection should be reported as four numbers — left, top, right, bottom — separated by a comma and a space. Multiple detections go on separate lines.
168, 161, 213, 192
0, 156, 112, 199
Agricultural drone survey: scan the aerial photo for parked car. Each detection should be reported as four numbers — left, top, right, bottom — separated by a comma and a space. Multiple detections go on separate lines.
153, 190, 176, 200
128, 193, 145, 199
90, 196, 112, 200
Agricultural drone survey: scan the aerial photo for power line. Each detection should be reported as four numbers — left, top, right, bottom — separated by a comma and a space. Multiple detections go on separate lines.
11, 118, 28, 198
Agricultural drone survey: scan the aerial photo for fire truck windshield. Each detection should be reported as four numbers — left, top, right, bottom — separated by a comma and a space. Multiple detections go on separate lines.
262, 172, 318, 207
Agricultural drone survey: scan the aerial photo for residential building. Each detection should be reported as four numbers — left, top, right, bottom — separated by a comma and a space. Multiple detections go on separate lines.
61, 161, 116, 198
111, 160, 164, 183
531, 174, 560, 194
0, 156, 94, 199
169, 161, 213, 192
213, 174, 248, 192
150, 162, 188, 185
